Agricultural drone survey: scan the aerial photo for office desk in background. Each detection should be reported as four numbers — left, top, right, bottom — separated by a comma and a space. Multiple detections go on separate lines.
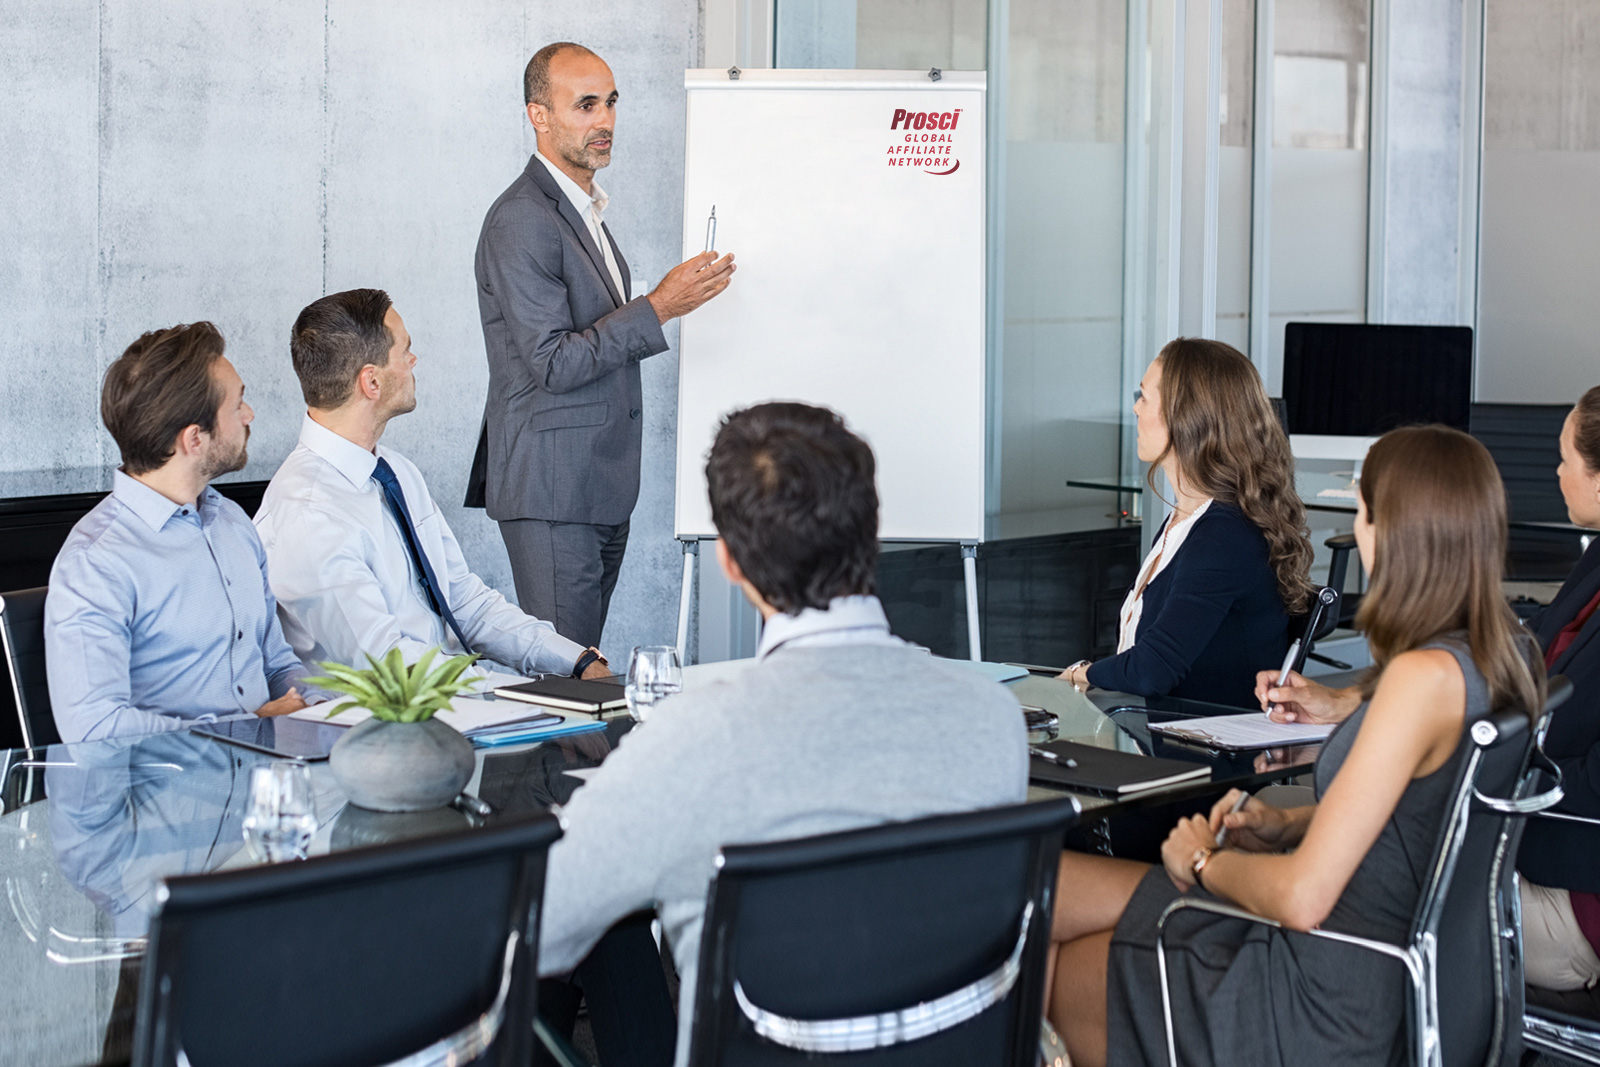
0, 666, 1316, 1066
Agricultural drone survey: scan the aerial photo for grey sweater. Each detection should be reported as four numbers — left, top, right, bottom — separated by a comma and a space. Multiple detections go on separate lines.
538, 642, 1030, 1066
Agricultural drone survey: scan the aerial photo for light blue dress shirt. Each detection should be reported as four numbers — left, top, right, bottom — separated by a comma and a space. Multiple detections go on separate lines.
45, 471, 311, 743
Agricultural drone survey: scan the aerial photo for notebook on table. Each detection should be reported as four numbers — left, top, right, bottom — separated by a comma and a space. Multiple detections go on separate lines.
1028, 740, 1211, 795
492, 675, 628, 715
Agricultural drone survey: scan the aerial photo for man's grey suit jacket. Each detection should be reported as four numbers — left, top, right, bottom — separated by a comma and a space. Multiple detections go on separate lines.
468, 154, 669, 525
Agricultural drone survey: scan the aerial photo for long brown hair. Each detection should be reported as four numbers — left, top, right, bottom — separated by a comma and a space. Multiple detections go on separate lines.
1356, 426, 1544, 717
1151, 338, 1315, 614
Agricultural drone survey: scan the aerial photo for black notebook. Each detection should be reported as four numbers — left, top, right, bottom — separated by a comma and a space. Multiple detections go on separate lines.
493, 676, 628, 714
1028, 740, 1211, 795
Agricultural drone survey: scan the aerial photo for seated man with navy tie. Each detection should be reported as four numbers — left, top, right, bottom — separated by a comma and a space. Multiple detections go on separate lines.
46, 322, 314, 742
255, 288, 610, 681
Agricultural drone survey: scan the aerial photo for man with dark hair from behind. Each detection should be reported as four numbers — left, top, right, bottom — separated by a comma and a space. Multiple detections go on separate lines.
46, 323, 313, 742
255, 288, 610, 681
537, 402, 1029, 1067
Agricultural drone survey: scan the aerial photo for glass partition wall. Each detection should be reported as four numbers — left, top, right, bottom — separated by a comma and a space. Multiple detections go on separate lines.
771, 0, 1376, 540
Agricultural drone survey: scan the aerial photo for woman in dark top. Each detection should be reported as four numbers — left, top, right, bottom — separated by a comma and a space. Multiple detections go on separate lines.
1058, 339, 1314, 708
1046, 426, 1545, 1067
1267, 389, 1600, 993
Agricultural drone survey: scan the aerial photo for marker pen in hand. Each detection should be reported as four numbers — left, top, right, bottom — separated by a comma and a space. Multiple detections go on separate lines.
1265, 639, 1300, 718
704, 205, 717, 254
1215, 791, 1250, 847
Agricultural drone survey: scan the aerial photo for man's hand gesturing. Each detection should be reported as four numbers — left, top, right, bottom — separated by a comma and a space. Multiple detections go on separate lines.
647, 251, 736, 323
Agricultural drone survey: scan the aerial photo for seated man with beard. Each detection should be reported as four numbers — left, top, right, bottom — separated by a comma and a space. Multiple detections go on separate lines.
46, 322, 313, 742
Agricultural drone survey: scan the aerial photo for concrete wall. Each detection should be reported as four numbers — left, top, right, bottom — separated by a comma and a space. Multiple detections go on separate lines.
0, 1, 700, 660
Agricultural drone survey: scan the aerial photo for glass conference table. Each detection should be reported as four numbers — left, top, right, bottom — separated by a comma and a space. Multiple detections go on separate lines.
0, 666, 1318, 1066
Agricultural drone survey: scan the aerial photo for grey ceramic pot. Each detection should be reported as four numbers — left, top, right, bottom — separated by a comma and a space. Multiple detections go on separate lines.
330, 803, 471, 849
328, 716, 475, 813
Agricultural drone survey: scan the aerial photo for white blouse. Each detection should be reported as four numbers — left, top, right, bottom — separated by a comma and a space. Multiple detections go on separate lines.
1116, 498, 1214, 653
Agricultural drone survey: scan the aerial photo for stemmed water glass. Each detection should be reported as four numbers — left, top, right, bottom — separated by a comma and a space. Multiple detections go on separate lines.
242, 760, 317, 862
625, 645, 683, 723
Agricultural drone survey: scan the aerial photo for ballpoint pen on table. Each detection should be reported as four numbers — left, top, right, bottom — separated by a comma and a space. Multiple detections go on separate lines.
1030, 747, 1078, 769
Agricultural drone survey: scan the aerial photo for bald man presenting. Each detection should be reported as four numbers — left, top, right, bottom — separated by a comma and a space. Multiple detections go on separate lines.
469, 42, 735, 648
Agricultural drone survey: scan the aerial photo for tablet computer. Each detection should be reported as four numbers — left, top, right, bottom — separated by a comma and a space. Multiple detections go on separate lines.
192, 716, 348, 761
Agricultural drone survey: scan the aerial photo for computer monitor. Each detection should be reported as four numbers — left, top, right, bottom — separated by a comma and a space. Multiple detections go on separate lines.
1282, 322, 1474, 461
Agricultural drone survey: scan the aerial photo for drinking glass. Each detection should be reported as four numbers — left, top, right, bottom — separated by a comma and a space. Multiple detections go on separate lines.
242, 760, 317, 862
625, 645, 683, 723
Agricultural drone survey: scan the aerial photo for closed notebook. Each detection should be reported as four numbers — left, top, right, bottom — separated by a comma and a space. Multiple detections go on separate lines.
1028, 740, 1211, 795
492, 676, 628, 714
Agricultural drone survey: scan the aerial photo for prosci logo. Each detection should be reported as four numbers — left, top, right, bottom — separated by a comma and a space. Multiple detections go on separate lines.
886, 107, 962, 174
889, 108, 963, 131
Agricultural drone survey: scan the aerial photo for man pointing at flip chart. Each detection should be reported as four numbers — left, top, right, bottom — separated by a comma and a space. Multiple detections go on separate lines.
468, 42, 736, 648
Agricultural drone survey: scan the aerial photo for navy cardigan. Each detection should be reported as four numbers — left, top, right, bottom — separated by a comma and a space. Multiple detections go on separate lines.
1085, 502, 1290, 709
1519, 540, 1600, 889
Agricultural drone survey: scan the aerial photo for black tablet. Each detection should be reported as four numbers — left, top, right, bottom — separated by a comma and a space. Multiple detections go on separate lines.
192, 716, 349, 761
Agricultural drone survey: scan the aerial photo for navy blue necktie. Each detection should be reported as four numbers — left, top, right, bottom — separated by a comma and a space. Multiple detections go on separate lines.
371, 457, 473, 654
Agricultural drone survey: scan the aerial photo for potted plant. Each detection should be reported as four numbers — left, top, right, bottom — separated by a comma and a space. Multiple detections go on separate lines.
306, 647, 481, 813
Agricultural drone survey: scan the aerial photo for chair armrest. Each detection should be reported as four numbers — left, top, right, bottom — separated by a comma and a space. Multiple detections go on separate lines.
1534, 811, 1600, 828
534, 1018, 589, 1067
1154, 897, 1422, 1067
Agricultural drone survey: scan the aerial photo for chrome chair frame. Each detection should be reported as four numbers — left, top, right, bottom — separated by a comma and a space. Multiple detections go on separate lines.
1154, 705, 1563, 1067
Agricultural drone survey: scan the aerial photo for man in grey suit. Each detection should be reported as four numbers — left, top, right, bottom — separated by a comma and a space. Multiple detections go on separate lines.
469, 41, 735, 649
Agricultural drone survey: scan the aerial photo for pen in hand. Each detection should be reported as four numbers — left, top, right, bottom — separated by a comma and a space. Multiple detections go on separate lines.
1265, 639, 1300, 717
1215, 790, 1250, 847
1030, 747, 1078, 769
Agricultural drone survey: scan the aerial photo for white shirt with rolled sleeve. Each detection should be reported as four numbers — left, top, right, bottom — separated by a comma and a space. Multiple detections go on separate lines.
254, 415, 586, 676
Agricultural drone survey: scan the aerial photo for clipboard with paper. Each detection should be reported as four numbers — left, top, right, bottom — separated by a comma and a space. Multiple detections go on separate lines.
1148, 713, 1335, 751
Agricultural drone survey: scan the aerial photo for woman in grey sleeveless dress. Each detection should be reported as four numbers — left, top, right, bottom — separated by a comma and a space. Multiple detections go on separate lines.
1044, 425, 1546, 1067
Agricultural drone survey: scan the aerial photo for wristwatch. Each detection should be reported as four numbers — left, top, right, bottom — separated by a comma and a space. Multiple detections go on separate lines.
1191, 846, 1216, 887
571, 647, 606, 678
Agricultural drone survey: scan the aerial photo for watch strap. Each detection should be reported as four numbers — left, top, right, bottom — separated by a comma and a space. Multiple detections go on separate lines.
571, 648, 602, 678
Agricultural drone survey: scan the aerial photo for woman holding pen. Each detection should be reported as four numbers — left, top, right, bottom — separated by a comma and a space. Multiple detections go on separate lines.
1046, 425, 1544, 1067
1058, 338, 1314, 709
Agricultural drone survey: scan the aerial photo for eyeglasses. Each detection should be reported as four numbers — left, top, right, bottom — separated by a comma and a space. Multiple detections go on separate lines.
1132, 388, 1144, 405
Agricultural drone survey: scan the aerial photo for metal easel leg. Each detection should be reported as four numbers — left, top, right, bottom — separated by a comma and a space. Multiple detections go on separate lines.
676, 539, 698, 664
962, 543, 982, 661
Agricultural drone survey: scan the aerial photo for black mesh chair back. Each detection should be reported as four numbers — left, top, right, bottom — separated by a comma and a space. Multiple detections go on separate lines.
0, 587, 56, 749
1423, 681, 1564, 1067
131, 813, 561, 1067
688, 797, 1080, 1067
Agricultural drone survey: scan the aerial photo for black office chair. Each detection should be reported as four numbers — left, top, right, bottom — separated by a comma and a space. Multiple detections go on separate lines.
1154, 677, 1570, 1067
0, 586, 56, 749
686, 796, 1080, 1066
131, 813, 563, 1067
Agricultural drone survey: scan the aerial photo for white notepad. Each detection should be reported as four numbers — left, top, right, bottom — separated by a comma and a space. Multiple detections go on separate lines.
1149, 713, 1335, 751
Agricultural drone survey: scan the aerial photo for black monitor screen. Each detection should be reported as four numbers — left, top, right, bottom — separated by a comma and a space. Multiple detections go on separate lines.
1282, 322, 1473, 435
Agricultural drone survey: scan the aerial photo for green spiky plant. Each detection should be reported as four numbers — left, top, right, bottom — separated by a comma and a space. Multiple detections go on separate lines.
304, 647, 482, 723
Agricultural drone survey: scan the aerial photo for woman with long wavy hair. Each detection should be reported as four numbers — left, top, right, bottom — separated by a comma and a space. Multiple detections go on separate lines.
1058, 338, 1314, 708
1046, 425, 1545, 1067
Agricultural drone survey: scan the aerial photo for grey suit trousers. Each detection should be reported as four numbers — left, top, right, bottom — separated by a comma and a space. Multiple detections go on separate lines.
499, 518, 629, 651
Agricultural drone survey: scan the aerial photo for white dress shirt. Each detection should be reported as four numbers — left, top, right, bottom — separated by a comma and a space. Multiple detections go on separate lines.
1117, 498, 1213, 653
534, 149, 628, 300
254, 416, 586, 677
